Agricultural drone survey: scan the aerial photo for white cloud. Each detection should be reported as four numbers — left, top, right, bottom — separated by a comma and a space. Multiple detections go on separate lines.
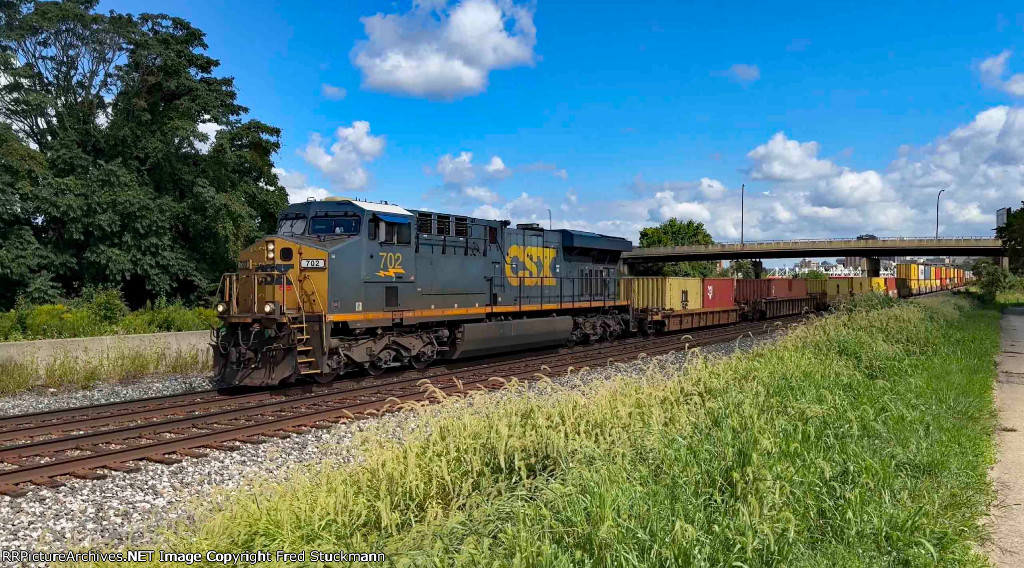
747, 132, 837, 181
553, 168, 568, 180
697, 177, 728, 200
463, 185, 500, 203
299, 120, 385, 190
351, 0, 537, 99
321, 84, 347, 100
980, 50, 1024, 97
436, 151, 476, 184
648, 190, 712, 223
718, 63, 760, 84
273, 167, 331, 203
194, 121, 224, 153
484, 155, 510, 178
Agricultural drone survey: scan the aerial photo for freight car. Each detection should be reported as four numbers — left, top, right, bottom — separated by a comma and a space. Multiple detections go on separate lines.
213, 198, 633, 387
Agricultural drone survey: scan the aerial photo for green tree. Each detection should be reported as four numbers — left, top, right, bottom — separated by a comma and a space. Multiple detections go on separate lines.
0, 0, 287, 309
635, 218, 717, 277
716, 259, 754, 279
973, 258, 1009, 301
997, 204, 1024, 275
802, 270, 828, 279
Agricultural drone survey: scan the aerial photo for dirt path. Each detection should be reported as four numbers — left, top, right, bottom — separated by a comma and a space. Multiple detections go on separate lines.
989, 307, 1024, 567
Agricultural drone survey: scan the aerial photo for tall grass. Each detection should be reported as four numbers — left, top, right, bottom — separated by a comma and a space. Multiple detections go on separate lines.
0, 346, 212, 394
77, 297, 1000, 567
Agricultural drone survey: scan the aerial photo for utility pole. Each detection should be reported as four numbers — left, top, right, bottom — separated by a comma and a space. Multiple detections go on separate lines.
935, 189, 945, 239
740, 184, 745, 246
546, 208, 552, 230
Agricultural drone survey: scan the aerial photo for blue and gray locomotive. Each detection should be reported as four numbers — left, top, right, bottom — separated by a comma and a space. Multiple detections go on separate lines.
213, 198, 633, 387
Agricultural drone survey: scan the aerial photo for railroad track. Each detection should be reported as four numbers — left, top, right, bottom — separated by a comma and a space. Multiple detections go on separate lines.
0, 315, 809, 497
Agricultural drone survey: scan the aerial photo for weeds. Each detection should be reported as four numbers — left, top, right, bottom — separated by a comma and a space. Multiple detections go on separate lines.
0, 358, 36, 394
77, 296, 1001, 567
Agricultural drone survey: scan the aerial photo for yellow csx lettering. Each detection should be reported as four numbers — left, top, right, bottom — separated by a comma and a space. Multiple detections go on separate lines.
505, 245, 557, 286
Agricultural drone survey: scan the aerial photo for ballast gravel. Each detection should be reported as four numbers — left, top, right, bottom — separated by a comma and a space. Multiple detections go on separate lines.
0, 331, 786, 559
0, 374, 215, 419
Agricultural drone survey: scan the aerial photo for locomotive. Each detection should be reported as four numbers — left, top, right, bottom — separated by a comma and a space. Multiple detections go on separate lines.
213, 198, 633, 387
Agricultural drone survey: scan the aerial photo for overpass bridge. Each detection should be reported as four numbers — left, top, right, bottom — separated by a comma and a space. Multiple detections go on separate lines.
621, 236, 1003, 263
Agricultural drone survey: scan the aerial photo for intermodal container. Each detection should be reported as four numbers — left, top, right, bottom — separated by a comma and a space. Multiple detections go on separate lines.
703, 278, 736, 309
885, 277, 898, 297
870, 277, 887, 293
850, 277, 872, 295
895, 278, 911, 298
735, 279, 771, 304
620, 277, 703, 311
806, 279, 827, 296
769, 278, 808, 299
826, 278, 852, 300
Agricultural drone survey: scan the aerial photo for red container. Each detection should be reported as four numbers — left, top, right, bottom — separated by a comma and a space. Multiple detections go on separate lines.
734, 279, 770, 304
769, 278, 807, 299
702, 278, 736, 309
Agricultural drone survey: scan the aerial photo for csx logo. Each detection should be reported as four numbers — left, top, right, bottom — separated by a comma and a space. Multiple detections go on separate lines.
505, 245, 557, 286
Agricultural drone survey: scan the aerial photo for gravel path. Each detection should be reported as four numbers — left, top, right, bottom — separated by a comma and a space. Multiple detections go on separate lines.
0, 331, 785, 559
0, 375, 215, 419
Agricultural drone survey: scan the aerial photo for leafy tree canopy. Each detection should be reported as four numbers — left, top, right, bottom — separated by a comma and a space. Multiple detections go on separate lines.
801, 269, 828, 280
635, 218, 717, 277
0, 0, 287, 309
996, 203, 1024, 275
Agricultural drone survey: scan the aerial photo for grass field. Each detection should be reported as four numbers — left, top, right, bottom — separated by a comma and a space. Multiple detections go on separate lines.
77, 296, 1000, 567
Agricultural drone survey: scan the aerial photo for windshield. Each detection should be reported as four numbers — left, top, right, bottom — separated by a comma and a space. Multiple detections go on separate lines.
310, 215, 361, 235
277, 217, 307, 235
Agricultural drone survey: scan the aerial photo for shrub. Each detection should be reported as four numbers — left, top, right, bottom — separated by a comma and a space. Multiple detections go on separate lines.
84, 288, 130, 324
21, 304, 111, 339
0, 311, 21, 341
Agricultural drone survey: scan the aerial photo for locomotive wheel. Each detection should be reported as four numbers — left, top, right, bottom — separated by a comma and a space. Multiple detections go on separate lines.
365, 362, 386, 376
313, 371, 337, 384
410, 350, 436, 370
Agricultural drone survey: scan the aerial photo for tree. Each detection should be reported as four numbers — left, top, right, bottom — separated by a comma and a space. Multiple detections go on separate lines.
0, 0, 287, 308
997, 204, 1024, 275
973, 258, 1009, 301
802, 270, 828, 280
635, 218, 717, 277
716, 259, 754, 279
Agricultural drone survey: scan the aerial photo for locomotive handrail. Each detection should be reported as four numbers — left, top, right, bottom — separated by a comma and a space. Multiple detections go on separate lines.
297, 273, 329, 354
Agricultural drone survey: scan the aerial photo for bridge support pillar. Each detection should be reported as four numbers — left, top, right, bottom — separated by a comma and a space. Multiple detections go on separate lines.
862, 257, 881, 278
1002, 257, 1010, 271
752, 260, 764, 279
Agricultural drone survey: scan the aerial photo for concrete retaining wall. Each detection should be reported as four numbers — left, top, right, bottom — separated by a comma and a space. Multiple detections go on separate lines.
0, 331, 211, 368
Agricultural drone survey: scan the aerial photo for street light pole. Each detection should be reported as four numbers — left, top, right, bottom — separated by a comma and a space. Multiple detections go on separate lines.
546, 208, 552, 230
740, 184, 745, 246
935, 189, 945, 239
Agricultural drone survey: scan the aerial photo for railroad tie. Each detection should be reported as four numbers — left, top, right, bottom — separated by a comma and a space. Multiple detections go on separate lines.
29, 478, 63, 488
203, 442, 240, 452
0, 484, 29, 497
70, 470, 107, 481
102, 462, 141, 473
176, 449, 209, 459
145, 455, 183, 465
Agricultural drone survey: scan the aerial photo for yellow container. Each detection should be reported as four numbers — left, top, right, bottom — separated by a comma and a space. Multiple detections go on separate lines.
826, 278, 852, 299
870, 277, 887, 293
850, 277, 871, 295
620, 277, 703, 311
806, 279, 827, 295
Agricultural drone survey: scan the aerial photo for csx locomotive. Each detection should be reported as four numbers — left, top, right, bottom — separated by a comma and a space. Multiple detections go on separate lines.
213, 198, 633, 387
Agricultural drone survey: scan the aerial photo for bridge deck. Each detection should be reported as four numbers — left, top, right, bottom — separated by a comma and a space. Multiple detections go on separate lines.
621, 237, 1003, 262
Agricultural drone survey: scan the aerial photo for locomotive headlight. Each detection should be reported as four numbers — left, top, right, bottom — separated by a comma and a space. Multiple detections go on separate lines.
215, 302, 228, 315
266, 241, 276, 261
263, 301, 276, 315
267, 250, 275, 260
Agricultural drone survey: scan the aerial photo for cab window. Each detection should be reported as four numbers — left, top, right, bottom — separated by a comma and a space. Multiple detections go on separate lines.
277, 216, 307, 235
383, 221, 411, 245
309, 215, 360, 235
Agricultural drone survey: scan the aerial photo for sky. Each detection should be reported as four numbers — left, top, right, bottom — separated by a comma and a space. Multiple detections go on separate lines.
101, 0, 1024, 245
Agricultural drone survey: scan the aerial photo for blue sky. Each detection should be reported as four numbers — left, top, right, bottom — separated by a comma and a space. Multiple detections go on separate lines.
101, 0, 1024, 244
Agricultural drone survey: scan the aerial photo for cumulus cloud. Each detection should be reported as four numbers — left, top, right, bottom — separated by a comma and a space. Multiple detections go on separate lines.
979, 50, 1024, 97
351, 0, 537, 99
436, 151, 476, 184
299, 121, 385, 190
747, 132, 837, 181
484, 155, 510, 178
194, 121, 224, 153
273, 167, 331, 203
553, 168, 568, 180
463, 185, 500, 203
321, 84, 347, 100
717, 63, 760, 84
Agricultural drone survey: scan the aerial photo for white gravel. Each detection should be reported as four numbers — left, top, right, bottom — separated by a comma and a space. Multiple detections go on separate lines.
0, 375, 215, 419
0, 330, 786, 560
